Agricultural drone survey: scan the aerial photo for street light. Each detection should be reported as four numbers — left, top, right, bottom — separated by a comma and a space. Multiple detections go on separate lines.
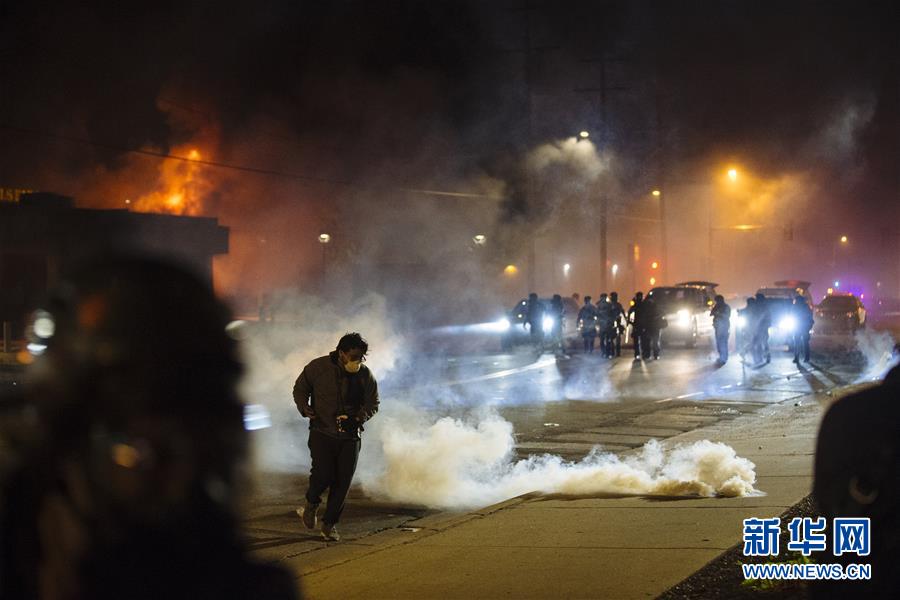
840, 235, 848, 244
473, 234, 487, 245
651, 189, 661, 197
578, 130, 590, 140
727, 168, 738, 182
318, 233, 331, 284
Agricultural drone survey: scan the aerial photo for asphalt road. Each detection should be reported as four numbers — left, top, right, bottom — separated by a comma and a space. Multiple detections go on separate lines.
241, 333, 881, 564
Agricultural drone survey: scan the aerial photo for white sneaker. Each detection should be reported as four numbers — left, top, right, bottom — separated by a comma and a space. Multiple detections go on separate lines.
321, 523, 341, 542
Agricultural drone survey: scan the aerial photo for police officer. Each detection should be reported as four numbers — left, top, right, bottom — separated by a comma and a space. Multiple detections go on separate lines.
608, 292, 626, 357
549, 294, 565, 354
642, 294, 663, 360
710, 294, 731, 364
754, 292, 771, 365
628, 292, 646, 360
524, 292, 544, 348
596, 293, 612, 357
577, 296, 598, 353
792, 295, 813, 364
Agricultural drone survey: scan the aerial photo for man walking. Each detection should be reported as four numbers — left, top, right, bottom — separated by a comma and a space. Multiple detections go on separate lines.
711, 294, 731, 364
293, 333, 379, 542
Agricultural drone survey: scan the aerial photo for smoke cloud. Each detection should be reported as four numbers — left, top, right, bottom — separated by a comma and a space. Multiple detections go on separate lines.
359, 415, 757, 508
240, 289, 758, 510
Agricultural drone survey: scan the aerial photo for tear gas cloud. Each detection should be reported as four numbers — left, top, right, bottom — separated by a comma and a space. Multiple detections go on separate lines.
852, 328, 898, 382
240, 290, 759, 509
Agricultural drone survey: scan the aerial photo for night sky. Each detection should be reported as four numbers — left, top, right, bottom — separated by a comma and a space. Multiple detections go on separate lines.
0, 0, 897, 302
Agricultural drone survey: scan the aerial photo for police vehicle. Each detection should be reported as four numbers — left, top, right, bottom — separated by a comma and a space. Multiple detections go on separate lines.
646, 283, 716, 347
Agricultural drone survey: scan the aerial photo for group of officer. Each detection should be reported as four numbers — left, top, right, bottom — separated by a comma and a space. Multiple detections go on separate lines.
575, 292, 627, 357
574, 291, 666, 360
711, 292, 814, 366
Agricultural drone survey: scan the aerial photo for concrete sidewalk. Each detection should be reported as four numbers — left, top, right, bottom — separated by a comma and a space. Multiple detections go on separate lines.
271, 384, 867, 600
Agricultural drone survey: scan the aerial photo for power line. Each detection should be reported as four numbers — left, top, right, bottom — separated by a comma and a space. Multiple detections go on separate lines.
0, 124, 502, 200
1, 123, 352, 186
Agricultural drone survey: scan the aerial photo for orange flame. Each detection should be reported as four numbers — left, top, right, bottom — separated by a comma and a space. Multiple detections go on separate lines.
131, 146, 209, 216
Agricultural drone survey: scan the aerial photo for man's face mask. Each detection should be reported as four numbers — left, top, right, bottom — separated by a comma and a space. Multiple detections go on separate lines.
340, 350, 364, 373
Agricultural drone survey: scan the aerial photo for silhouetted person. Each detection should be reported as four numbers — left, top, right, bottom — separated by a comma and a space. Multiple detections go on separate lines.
628, 292, 646, 360
642, 296, 663, 360
710, 294, 731, 364
596, 293, 613, 357
549, 294, 565, 354
608, 292, 626, 357
792, 295, 814, 364
293, 333, 379, 542
0, 255, 299, 600
524, 292, 544, 348
577, 296, 597, 353
813, 363, 900, 598
754, 292, 771, 364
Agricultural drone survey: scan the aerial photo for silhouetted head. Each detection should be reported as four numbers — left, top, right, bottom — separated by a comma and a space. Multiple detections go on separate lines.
25, 254, 246, 540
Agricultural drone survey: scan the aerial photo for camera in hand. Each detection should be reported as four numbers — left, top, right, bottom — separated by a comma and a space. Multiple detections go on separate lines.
336, 414, 361, 434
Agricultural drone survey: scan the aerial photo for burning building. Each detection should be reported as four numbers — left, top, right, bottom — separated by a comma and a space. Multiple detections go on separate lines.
0, 192, 228, 343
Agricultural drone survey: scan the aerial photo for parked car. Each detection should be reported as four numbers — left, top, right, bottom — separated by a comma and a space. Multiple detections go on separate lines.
646, 285, 715, 347
814, 293, 866, 334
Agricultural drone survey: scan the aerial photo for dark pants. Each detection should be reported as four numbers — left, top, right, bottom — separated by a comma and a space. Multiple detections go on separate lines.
306, 429, 361, 525
642, 329, 660, 359
793, 331, 810, 362
715, 326, 729, 362
583, 333, 595, 353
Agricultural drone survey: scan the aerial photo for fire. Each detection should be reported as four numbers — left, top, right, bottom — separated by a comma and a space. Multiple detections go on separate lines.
131, 146, 209, 216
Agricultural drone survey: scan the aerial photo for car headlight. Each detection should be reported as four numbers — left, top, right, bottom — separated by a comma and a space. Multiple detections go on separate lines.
778, 315, 796, 332
542, 316, 555, 333
496, 318, 511, 331
677, 309, 690, 327
736, 315, 746, 329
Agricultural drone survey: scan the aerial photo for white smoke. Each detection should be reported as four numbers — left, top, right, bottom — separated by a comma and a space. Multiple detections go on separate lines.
357, 412, 757, 508
853, 328, 898, 381
527, 136, 610, 181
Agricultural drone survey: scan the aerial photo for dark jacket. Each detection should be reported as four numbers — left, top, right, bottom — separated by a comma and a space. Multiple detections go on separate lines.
293, 351, 379, 439
711, 301, 731, 329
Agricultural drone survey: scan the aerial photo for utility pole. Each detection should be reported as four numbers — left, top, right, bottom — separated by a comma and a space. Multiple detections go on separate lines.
508, 2, 558, 295
654, 76, 668, 285
577, 45, 628, 293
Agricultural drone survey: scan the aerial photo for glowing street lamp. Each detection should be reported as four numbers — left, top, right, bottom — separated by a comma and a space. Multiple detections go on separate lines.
651, 190, 661, 197
473, 234, 487, 245
563, 263, 571, 277
504, 264, 519, 276
727, 168, 738, 182
318, 233, 331, 244
840, 235, 848, 244
578, 130, 590, 139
